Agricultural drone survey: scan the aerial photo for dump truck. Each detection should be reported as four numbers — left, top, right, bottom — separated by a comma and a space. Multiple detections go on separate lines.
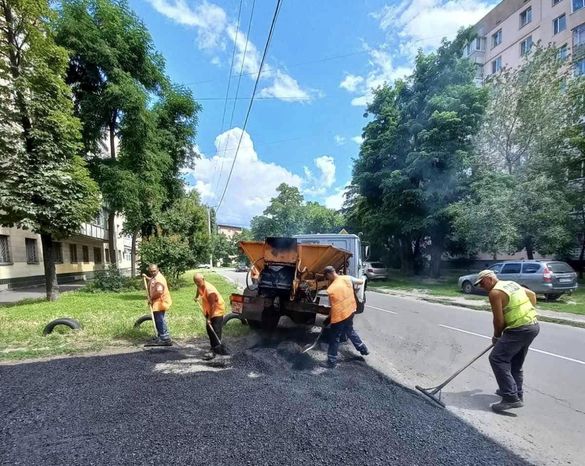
228, 234, 367, 330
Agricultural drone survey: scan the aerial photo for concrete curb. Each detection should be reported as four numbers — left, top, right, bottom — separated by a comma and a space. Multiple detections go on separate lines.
370, 288, 585, 329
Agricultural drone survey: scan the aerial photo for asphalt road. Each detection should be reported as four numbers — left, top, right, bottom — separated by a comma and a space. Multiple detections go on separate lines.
219, 268, 585, 465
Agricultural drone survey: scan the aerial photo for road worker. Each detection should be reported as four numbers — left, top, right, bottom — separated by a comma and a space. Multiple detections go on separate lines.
321, 265, 369, 368
144, 264, 172, 346
194, 273, 229, 360
475, 269, 540, 412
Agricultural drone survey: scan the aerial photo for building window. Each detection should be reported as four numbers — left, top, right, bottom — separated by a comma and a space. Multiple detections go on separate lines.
25, 238, 38, 263
492, 56, 502, 73
574, 23, 585, 47
105, 248, 110, 263
0, 235, 11, 264
554, 15, 566, 35
576, 58, 585, 76
553, 0, 562, 5
94, 247, 102, 264
82, 245, 89, 263
492, 29, 502, 48
574, 0, 584, 12
520, 7, 532, 28
474, 37, 484, 51
558, 44, 569, 61
53, 242, 63, 263
520, 36, 533, 56
70, 244, 78, 263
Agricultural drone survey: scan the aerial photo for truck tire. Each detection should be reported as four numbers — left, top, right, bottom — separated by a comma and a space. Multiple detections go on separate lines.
43, 318, 82, 336
223, 312, 247, 326
133, 314, 152, 329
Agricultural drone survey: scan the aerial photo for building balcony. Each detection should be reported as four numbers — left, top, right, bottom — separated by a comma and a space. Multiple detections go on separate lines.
79, 223, 109, 241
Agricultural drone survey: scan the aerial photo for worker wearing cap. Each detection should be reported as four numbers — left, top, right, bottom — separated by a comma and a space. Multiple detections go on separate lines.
194, 273, 229, 360
322, 265, 369, 368
475, 269, 539, 412
144, 264, 172, 346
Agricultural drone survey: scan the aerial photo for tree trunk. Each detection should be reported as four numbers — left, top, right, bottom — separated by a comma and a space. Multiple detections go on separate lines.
430, 236, 444, 279
131, 229, 138, 278
524, 237, 535, 260
108, 212, 116, 264
40, 233, 59, 301
399, 237, 414, 275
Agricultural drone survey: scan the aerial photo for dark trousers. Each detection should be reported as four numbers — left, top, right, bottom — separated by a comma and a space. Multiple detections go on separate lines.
327, 314, 367, 364
153, 311, 170, 341
206, 316, 228, 354
489, 323, 540, 402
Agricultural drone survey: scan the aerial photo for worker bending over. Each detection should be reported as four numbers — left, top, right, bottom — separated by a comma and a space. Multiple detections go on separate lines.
144, 264, 172, 347
475, 269, 540, 412
322, 265, 369, 369
194, 273, 229, 360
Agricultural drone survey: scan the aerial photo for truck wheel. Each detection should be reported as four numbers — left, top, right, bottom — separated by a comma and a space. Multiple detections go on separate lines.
133, 314, 152, 329
223, 313, 247, 326
261, 307, 280, 331
43, 318, 82, 336
462, 281, 473, 294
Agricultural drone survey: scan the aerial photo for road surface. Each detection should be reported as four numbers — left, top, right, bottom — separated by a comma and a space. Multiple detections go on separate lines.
219, 268, 585, 465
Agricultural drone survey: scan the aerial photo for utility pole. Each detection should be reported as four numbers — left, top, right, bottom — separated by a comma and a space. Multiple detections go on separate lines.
208, 207, 213, 268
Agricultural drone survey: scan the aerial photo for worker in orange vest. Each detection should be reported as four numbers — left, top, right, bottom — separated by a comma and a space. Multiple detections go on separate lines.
144, 264, 172, 347
194, 273, 229, 360
322, 265, 369, 368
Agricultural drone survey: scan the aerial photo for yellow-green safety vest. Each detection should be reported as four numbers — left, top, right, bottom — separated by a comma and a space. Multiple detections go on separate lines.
493, 281, 537, 330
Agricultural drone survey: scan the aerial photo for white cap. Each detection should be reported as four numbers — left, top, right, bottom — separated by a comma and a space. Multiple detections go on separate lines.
474, 269, 497, 286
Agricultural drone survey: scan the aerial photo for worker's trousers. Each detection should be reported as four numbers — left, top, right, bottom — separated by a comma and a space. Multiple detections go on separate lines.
153, 311, 171, 341
327, 314, 367, 365
489, 322, 540, 402
207, 316, 228, 354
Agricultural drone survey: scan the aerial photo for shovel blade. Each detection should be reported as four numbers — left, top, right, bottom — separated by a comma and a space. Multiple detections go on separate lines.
415, 385, 446, 408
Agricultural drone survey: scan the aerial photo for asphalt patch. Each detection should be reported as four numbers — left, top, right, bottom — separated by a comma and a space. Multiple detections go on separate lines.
0, 329, 531, 466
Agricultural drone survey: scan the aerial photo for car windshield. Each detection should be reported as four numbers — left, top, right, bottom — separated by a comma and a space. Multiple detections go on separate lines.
370, 262, 384, 268
547, 262, 574, 273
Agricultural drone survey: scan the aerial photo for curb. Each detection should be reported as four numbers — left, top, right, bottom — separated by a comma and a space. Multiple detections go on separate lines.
370, 288, 585, 330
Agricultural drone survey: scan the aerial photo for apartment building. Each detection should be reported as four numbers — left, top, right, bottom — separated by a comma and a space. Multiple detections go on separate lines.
464, 0, 585, 79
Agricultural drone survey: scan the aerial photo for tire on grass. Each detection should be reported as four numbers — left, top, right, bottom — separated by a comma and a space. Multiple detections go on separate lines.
43, 318, 82, 336
133, 314, 153, 329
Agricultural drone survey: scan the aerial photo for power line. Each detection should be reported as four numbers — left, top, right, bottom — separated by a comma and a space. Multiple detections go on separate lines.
215, 0, 284, 213
214, 0, 257, 195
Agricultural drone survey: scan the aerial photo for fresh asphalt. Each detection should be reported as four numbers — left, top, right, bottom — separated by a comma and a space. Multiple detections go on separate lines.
219, 269, 585, 465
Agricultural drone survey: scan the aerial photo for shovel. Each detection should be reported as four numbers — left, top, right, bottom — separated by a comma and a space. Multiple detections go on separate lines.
301, 325, 328, 354
142, 275, 158, 337
415, 344, 494, 408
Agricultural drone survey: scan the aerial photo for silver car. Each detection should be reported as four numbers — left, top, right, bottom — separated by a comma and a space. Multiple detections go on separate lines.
364, 261, 388, 280
458, 260, 578, 300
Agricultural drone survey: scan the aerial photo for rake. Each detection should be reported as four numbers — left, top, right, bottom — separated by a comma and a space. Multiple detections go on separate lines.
415, 344, 494, 408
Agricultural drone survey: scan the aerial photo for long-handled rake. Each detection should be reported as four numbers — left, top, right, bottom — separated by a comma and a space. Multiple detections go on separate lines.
415, 344, 494, 408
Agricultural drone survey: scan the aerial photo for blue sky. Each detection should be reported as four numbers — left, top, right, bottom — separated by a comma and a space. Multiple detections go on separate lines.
129, 0, 495, 226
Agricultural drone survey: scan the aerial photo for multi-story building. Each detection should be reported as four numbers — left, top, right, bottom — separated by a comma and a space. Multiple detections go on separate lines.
464, 0, 585, 80
217, 224, 244, 239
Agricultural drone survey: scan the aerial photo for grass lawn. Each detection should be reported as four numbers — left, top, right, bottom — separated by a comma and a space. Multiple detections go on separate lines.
0, 271, 243, 361
368, 274, 585, 316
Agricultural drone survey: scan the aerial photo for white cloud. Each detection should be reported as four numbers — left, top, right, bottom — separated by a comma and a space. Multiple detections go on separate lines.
147, 0, 316, 103
351, 136, 364, 145
340, 74, 364, 92
185, 128, 336, 225
334, 135, 346, 145
324, 185, 350, 210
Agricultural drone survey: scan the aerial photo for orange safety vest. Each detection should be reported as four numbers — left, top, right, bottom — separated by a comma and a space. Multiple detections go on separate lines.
149, 272, 172, 312
198, 282, 226, 318
327, 275, 356, 324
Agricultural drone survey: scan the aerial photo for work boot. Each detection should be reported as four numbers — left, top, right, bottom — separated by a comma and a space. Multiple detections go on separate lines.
495, 389, 523, 402
144, 338, 172, 347
358, 345, 369, 356
213, 344, 230, 356
491, 400, 524, 412
320, 360, 337, 369
202, 351, 216, 361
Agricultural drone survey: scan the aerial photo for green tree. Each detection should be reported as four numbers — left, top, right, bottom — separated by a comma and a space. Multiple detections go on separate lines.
0, 0, 100, 300
303, 201, 344, 234
212, 233, 236, 265
55, 0, 167, 263
250, 183, 305, 238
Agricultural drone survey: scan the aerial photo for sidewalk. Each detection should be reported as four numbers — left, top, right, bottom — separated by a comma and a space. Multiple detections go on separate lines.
0, 283, 85, 305
371, 288, 585, 328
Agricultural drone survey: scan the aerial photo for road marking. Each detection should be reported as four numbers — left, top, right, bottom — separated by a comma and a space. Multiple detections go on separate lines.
439, 324, 585, 366
366, 305, 398, 315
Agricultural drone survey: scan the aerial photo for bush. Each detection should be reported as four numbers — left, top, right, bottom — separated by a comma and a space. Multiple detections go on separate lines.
139, 235, 194, 281
84, 265, 139, 293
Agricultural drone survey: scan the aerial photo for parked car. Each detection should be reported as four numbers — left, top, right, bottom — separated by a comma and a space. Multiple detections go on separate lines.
235, 263, 249, 273
197, 263, 211, 269
364, 261, 389, 280
458, 260, 578, 300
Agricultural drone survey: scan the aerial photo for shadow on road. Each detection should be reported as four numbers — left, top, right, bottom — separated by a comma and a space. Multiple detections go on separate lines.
0, 327, 530, 466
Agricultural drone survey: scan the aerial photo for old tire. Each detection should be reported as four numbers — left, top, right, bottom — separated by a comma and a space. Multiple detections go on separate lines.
133, 314, 152, 329
462, 281, 473, 294
223, 312, 247, 326
43, 318, 82, 336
